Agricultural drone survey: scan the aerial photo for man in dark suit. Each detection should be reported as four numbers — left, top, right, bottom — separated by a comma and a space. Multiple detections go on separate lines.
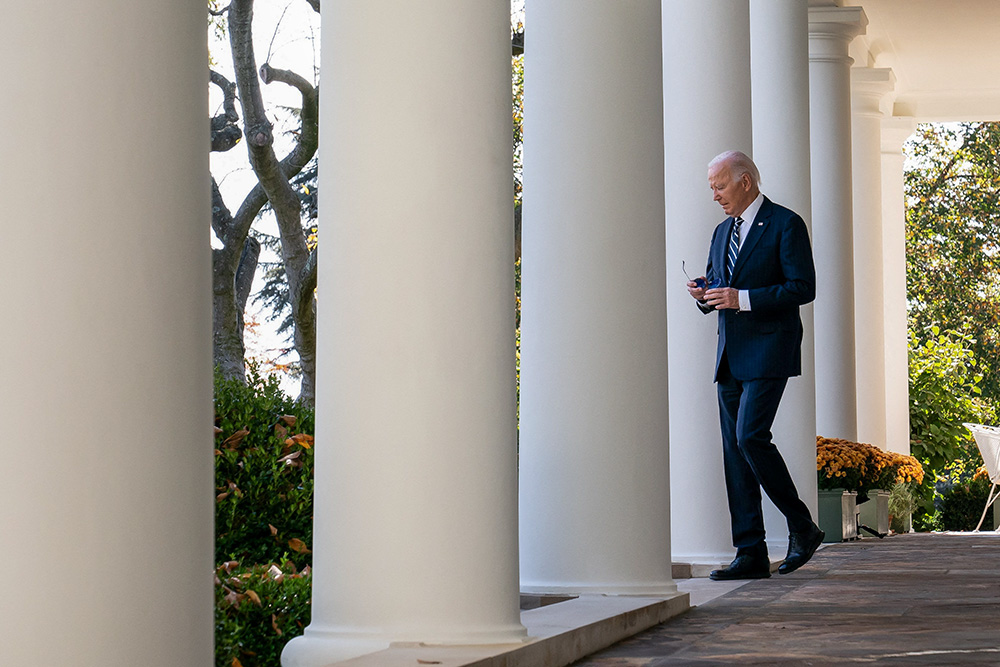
687, 150, 824, 581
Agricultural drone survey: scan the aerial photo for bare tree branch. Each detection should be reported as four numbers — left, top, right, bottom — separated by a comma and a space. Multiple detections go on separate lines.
219, 64, 317, 271
259, 63, 309, 94
259, 63, 319, 175
236, 236, 261, 318
211, 121, 242, 152
211, 177, 234, 241
209, 3, 231, 16
213, 244, 246, 382
210, 69, 242, 152
211, 69, 240, 122
300, 248, 317, 311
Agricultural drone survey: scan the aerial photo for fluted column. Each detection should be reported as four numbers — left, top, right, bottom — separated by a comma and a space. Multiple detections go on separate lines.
852, 67, 895, 449
664, 0, 753, 566
282, 3, 524, 664
881, 117, 916, 454
519, 0, 675, 595
0, 4, 212, 666
750, 0, 819, 541
809, 6, 867, 441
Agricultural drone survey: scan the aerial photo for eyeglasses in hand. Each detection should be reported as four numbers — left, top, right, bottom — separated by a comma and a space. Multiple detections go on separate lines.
682, 260, 721, 289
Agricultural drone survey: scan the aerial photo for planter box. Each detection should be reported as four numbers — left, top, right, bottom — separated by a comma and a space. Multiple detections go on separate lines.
818, 489, 857, 542
858, 488, 890, 536
890, 511, 912, 534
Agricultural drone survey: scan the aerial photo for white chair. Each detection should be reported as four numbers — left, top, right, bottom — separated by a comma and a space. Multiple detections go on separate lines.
962, 423, 1000, 532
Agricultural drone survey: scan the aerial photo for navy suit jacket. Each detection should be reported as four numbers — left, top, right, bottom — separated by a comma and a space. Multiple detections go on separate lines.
702, 196, 815, 382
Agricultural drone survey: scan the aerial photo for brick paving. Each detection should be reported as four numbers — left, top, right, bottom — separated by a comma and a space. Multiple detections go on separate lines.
572, 533, 1000, 666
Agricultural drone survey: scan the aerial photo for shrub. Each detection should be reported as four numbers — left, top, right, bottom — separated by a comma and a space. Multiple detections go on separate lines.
931, 466, 995, 531
907, 327, 996, 528
908, 327, 992, 473
215, 366, 316, 570
215, 561, 312, 667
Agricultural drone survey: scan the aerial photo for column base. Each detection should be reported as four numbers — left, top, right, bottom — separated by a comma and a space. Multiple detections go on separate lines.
519, 582, 678, 596
281, 624, 529, 667
671, 560, 729, 579
669, 551, 736, 578
672, 557, 784, 578
289, 594, 690, 667
282, 635, 389, 667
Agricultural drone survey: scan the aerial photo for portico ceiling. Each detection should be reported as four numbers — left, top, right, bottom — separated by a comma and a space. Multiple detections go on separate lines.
854, 0, 1000, 121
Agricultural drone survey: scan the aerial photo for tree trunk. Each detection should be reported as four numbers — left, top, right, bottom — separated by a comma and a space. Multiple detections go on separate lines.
230, 0, 318, 405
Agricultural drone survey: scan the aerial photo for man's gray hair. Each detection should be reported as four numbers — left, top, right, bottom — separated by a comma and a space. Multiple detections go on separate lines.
709, 150, 761, 187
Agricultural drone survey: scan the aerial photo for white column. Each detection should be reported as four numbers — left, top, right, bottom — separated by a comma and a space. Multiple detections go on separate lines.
809, 6, 867, 442
750, 0, 819, 543
519, 0, 674, 595
852, 67, 895, 449
664, 0, 753, 566
0, 5, 212, 667
282, 3, 524, 664
881, 117, 916, 454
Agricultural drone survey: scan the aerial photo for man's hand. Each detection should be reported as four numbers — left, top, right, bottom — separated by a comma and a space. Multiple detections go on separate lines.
705, 287, 740, 310
686, 279, 707, 301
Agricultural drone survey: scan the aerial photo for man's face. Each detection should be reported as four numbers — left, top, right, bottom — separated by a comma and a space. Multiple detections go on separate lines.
708, 163, 754, 218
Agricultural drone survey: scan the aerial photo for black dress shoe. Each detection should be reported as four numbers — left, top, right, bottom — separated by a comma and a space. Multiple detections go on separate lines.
709, 554, 771, 581
778, 523, 824, 575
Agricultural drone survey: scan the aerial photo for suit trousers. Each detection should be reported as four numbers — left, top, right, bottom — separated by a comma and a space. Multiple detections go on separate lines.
716, 353, 813, 554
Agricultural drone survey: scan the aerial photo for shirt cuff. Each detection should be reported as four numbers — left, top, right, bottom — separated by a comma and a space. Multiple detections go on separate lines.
738, 290, 751, 312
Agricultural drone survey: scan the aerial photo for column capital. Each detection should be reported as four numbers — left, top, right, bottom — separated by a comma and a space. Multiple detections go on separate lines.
881, 116, 917, 154
852, 67, 896, 117
809, 6, 867, 64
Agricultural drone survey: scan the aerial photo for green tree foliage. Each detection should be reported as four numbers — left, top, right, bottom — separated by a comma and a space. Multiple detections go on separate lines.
215, 561, 311, 667
215, 366, 315, 570
905, 122, 1000, 528
908, 327, 991, 470
907, 326, 994, 526
214, 366, 315, 664
906, 122, 1000, 401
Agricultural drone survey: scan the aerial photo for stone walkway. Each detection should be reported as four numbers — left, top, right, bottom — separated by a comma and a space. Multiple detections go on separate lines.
573, 532, 1000, 666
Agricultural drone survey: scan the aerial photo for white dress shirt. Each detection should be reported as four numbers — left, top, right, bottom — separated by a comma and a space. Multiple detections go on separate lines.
733, 193, 764, 312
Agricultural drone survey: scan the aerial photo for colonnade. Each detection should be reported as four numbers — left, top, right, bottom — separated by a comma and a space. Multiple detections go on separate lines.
1, 1, 915, 666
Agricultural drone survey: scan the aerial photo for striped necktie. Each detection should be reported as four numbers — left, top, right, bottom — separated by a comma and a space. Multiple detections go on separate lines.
726, 216, 743, 280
